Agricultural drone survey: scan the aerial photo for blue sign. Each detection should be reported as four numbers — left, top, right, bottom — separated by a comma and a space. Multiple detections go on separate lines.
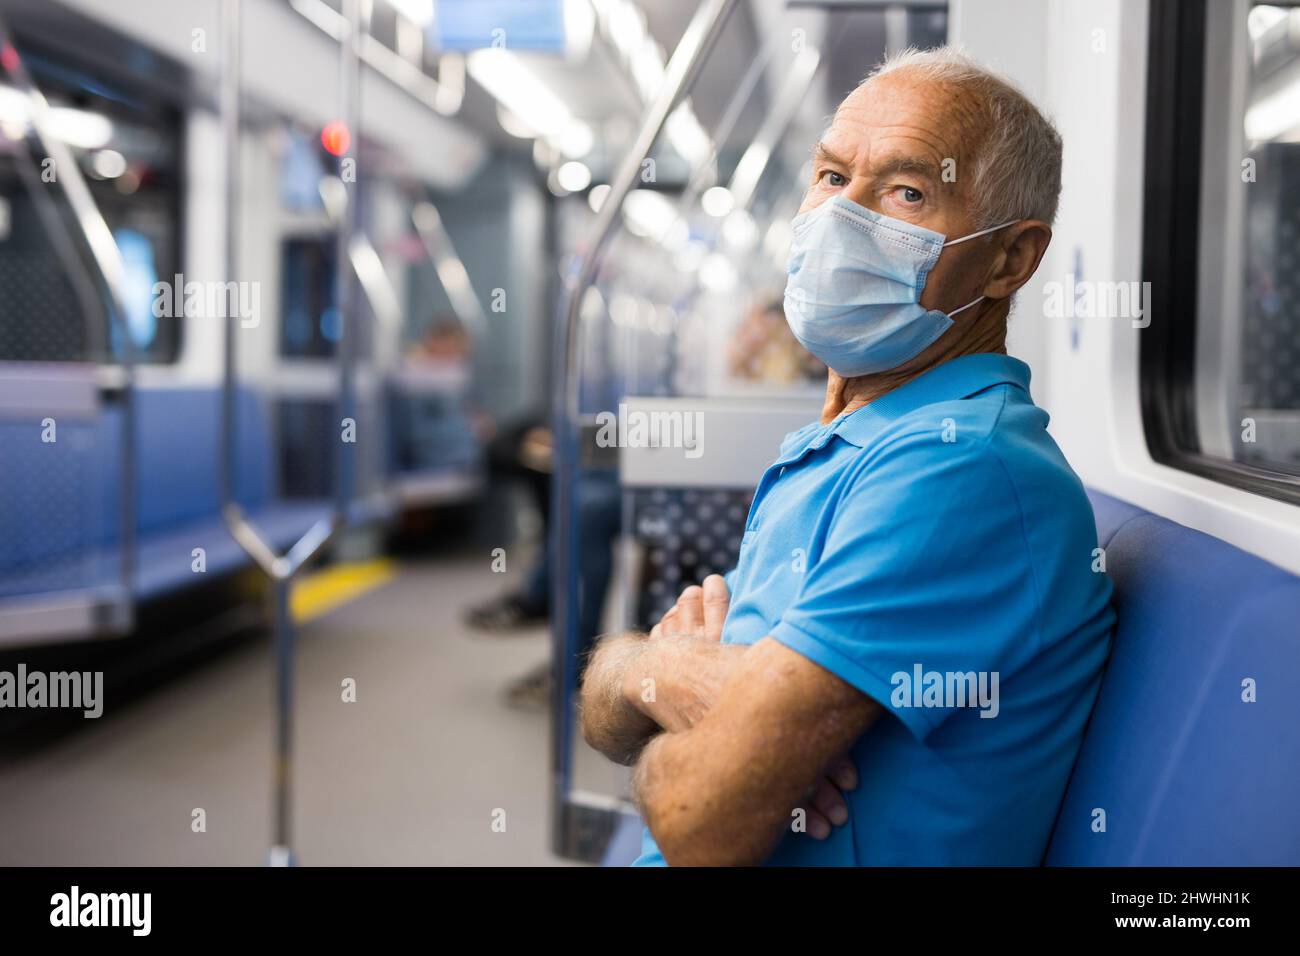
434, 0, 568, 53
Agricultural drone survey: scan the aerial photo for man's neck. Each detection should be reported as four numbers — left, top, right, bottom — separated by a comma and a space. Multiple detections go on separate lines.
819, 301, 1010, 424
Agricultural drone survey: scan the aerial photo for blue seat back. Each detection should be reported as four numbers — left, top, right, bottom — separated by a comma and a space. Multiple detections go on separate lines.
0, 413, 118, 589
0, 386, 273, 580
131, 387, 273, 534
1046, 490, 1300, 865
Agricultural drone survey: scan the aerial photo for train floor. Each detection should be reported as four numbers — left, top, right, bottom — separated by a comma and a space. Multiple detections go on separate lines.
0, 554, 629, 866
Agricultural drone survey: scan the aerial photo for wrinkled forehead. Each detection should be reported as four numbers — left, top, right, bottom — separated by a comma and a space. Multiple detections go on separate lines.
823, 71, 982, 170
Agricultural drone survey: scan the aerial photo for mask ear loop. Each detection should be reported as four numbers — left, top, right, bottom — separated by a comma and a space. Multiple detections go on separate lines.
941, 220, 1020, 317
942, 219, 1018, 248
947, 295, 986, 318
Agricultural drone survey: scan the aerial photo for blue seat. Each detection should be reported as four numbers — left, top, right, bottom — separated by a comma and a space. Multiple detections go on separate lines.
124, 387, 330, 598
1046, 490, 1300, 865
600, 489, 1300, 866
0, 387, 333, 606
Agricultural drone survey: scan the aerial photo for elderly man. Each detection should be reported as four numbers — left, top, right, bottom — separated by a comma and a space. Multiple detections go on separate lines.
580, 46, 1115, 866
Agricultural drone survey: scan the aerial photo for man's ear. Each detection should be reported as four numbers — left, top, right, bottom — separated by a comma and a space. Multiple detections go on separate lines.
983, 220, 1052, 300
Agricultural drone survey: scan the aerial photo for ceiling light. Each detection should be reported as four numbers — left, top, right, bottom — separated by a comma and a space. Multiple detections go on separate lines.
722, 209, 757, 249
468, 49, 574, 139
699, 253, 737, 292
701, 185, 734, 218
587, 183, 611, 213
46, 106, 113, 150
564, 0, 597, 61
558, 120, 594, 159
623, 189, 676, 240
557, 160, 592, 192
91, 149, 127, 179
496, 104, 537, 139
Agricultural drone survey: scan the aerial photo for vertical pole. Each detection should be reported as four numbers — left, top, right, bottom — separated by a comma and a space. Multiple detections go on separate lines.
268, 576, 295, 866
549, 0, 739, 858
219, 0, 241, 521
335, 0, 366, 520
217, 0, 356, 867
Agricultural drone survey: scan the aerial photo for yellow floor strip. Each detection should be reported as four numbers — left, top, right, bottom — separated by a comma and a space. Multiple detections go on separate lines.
291, 558, 398, 624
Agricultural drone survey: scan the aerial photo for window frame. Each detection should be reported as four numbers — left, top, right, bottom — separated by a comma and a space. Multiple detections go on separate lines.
1140, 0, 1300, 506
6, 9, 189, 366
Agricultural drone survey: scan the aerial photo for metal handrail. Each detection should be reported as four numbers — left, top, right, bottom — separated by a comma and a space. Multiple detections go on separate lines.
549, 0, 740, 860
0, 12, 137, 624
317, 177, 403, 338
217, 0, 364, 866
410, 200, 488, 341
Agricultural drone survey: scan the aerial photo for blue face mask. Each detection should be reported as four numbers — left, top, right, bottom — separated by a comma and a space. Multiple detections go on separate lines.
783, 194, 1016, 376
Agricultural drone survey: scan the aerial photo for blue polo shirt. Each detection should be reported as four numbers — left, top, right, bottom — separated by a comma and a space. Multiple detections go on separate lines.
633, 353, 1115, 865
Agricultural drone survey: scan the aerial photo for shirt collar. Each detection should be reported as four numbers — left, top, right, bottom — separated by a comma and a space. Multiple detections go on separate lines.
831, 353, 1032, 448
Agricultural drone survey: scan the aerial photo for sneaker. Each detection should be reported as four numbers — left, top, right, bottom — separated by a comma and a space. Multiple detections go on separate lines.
464, 593, 549, 633
504, 661, 552, 711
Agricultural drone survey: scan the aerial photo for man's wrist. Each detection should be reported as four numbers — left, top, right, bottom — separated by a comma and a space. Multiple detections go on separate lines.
621, 636, 661, 716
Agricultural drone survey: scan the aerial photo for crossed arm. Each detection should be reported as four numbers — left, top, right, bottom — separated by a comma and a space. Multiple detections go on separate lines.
580, 576, 881, 866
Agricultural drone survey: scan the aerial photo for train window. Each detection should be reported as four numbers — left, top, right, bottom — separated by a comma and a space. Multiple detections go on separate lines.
1142, 0, 1300, 502
280, 237, 340, 359
0, 49, 182, 364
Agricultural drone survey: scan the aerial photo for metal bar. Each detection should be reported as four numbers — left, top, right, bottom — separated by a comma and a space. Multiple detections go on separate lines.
411, 201, 488, 340
727, 46, 822, 210
0, 12, 137, 621
334, 0, 366, 530
288, 0, 460, 117
216, 0, 364, 865
219, 0, 359, 583
679, 36, 773, 208
269, 576, 294, 863
549, 0, 740, 859
349, 233, 403, 334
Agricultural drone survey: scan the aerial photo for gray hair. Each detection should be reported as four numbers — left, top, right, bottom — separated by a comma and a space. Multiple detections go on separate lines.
863, 45, 1063, 228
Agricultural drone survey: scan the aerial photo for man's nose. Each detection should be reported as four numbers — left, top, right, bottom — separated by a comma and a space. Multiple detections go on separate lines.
797, 177, 875, 216
840, 177, 876, 211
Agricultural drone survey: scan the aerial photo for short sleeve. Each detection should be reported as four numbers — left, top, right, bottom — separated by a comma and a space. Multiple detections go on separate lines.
770, 431, 1042, 740
723, 566, 739, 594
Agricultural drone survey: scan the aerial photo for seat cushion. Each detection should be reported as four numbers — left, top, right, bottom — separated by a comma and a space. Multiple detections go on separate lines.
1087, 488, 1146, 548
1047, 498, 1300, 864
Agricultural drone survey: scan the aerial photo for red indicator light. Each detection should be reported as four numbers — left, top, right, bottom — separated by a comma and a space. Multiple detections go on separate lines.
321, 121, 351, 157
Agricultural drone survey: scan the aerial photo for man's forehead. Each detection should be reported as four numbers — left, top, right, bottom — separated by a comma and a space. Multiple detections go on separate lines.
823, 73, 971, 165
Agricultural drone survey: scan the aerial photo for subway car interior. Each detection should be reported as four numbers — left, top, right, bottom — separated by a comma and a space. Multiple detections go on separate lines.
0, 0, 1297, 889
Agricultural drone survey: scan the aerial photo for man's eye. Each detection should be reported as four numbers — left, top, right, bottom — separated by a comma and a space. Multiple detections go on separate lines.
899, 186, 923, 203
821, 170, 846, 187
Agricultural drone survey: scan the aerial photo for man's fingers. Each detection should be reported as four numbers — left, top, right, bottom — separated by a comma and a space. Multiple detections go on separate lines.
800, 806, 832, 840
810, 777, 849, 827
675, 585, 704, 635
701, 574, 730, 641
827, 756, 858, 792
657, 605, 681, 638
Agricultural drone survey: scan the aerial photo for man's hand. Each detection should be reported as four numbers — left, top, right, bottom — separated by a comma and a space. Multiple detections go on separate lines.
579, 575, 741, 763
580, 575, 857, 845
633, 637, 881, 865
649, 574, 731, 642
800, 756, 857, 840
630, 576, 744, 732
645, 577, 858, 841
